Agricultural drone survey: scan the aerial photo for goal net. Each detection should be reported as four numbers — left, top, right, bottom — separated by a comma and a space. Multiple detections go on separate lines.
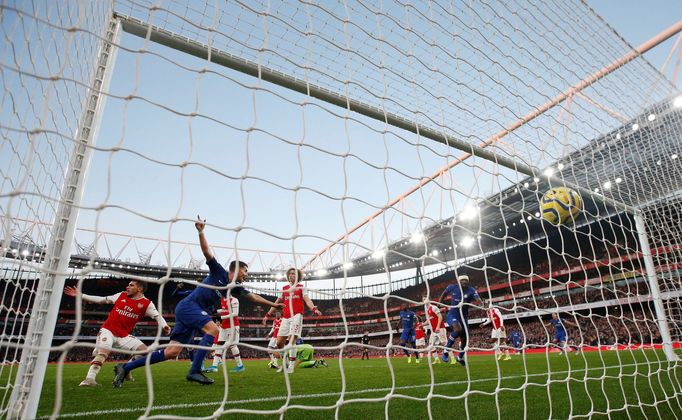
1, 0, 682, 418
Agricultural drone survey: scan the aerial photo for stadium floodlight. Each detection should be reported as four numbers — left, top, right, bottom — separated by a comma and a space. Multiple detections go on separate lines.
274, 272, 284, 280
371, 249, 385, 259
342, 262, 354, 269
615, 177, 623, 183
603, 181, 612, 190
543, 167, 555, 177
674, 95, 682, 108
410, 231, 424, 243
460, 205, 478, 221
533, 177, 540, 183
672, 154, 678, 160
557, 162, 565, 170
632, 123, 640, 131
315, 269, 328, 277
430, 250, 439, 256
648, 114, 656, 121
460, 236, 475, 247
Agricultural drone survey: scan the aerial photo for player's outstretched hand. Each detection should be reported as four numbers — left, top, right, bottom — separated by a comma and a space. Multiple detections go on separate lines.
162, 325, 172, 335
63, 286, 78, 297
273, 302, 284, 309
261, 316, 268, 327
312, 307, 322, 316
195, 215, 206, 233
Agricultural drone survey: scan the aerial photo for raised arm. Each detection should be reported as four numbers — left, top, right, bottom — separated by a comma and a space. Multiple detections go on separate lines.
63, 286, 117, 304
195, 215, 214, 261
247, 292, 283, 309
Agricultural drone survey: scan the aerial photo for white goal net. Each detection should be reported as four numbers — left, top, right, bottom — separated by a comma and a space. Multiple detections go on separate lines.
1, 0, 682, 419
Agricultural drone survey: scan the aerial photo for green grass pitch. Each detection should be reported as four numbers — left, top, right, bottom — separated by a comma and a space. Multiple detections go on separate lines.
25, 350, 682, 419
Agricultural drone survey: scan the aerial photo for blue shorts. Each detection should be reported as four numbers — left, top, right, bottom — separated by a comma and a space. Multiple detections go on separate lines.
400, 329, 415, 343
446, 310, 465, 329
170, 299, 212, 344
555, 331, 567, 343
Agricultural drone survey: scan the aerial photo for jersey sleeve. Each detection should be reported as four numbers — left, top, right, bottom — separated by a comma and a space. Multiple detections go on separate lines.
229, 285, 250, 298
231, 298, 240, 317
145, 301, 169, 329
80, 292, 121, 304
206, 257, 228, 283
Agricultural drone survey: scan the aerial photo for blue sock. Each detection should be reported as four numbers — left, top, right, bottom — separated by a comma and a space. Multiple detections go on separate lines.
446, 331, 459, 348
401, 342, 409, 357
123, 349, 165, 372
190, 334, 215, 374
188, 349, 195, 362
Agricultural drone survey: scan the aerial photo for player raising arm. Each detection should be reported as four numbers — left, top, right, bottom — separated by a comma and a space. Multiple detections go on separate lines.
64, 280, 170, 387
113, 216, 281, 387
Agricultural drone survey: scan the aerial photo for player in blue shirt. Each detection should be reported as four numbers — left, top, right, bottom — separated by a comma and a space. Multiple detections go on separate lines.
438, 274, 483, 366
113, 216, 282, 387
547, 312, 578, 355
394, 303, 420, 363
508, 329, 523, 355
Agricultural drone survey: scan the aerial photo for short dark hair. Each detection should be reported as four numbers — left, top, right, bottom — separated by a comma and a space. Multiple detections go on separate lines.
228, 260, 248, 272
131, 279, 147, 292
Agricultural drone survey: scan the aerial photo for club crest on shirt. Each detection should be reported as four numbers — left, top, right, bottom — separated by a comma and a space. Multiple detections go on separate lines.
137, 303, 143, 309
201, 311, 208, 316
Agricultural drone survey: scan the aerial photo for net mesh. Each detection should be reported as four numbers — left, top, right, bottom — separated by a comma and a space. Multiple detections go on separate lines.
1, 0, 682, 418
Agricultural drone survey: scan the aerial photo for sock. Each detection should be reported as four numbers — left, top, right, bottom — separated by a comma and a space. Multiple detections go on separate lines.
212, 342, 224, 367
190, 334, 215, 374
86, 363, 101, 380
123, 349, 165, 372
268, 348, 279, 366
401, 343, 410, 357
231, 346, 242, 367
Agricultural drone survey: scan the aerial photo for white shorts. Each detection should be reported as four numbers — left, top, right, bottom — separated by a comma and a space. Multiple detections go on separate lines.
94, 328, 143, 355
218, 326, 240, 344
416, 338, 426, 347
277, 313, 303, 338
268, 338, 278, 348
428, 329, 447, 347
491, 327, 505, 339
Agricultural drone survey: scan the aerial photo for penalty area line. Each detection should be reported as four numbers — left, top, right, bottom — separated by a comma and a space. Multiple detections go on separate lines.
43, 360, 672, 418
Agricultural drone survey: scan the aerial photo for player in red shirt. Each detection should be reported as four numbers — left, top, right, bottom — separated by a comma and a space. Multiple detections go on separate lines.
63, 280, 171, 387
203, 295, 244, 372
266, 312, 283, 368
480, 303, 510, 360
414, 322, 426, 364
426, 299, 450, 364
263, 268, 321, 373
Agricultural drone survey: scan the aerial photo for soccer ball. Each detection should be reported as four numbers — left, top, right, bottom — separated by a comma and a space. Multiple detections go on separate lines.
540, 187, 582, 225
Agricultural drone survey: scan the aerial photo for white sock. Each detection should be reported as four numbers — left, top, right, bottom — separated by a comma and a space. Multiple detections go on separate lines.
212, 345, 224, 367
231, 346, 242, 367
269, 348, 279, 366
86, 363, 100, 380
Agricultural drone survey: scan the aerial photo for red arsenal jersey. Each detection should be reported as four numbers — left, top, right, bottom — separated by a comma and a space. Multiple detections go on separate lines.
282, 283, 305, 318
486, 307, 503, 329
415, 322, 425, 340
101, 293, 151, 337
427, 304, 442, 331
219, 296, 240, 328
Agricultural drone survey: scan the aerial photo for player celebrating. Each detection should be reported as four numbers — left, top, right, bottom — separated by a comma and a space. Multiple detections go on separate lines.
262, 267, 322, 374
426, 300, 449, 364
361, 332, 370, 360
394, 303, 419, 363
63, 280, 171, 387
266, 312, 283, 369
203, 294, 243, 373
439, 274, 483, 367
113, 216, 281, 387
547, 312, 579, 355
481, 303, 510, 361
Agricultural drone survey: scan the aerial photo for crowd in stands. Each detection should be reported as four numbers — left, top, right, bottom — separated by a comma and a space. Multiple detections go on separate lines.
40, 237, 681, 363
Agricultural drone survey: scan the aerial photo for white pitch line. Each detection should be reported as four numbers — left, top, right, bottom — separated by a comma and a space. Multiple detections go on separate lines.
42, 360, 677, 418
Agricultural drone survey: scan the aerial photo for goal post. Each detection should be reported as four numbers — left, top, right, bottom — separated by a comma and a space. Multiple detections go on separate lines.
6, 14, 121, 420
